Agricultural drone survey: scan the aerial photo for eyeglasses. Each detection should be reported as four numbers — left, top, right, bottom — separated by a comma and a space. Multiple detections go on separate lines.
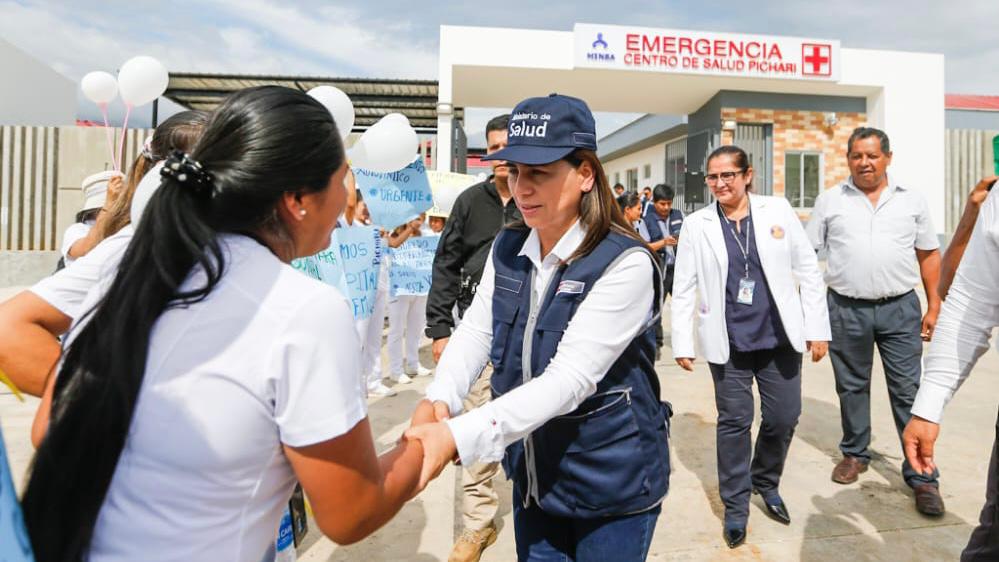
704, 170, 745, 185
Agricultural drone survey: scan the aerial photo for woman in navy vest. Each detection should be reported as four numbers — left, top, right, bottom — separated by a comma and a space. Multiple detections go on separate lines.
671, 145, 831, 549
407, 94, 671, 561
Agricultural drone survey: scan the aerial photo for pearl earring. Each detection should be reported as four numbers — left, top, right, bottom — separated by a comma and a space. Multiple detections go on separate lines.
299, 209, 307, 216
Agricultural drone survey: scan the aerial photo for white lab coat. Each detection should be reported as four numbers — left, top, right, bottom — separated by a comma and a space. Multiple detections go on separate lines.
671, 195, 831, 364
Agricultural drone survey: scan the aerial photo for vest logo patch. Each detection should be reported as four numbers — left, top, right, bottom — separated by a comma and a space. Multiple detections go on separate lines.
557, 280, 585, 295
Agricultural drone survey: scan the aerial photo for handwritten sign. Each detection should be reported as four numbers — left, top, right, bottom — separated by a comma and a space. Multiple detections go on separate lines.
389, 235, 440, 297
426, 170, 478, 216
0, 426, 33, 561
354, 158, 433, 228
291, 225, 383, 320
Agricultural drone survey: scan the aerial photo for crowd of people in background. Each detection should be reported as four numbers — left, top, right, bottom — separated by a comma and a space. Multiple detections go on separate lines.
1, 82, 999, 562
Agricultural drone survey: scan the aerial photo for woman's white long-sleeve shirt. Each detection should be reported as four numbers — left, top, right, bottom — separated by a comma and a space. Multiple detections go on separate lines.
425, 221, 654, 466
911, 188, 999, 423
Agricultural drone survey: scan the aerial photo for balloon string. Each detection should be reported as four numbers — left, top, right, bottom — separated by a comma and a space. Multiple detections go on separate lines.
100, 103, 117, 171
116, 104, 133, 173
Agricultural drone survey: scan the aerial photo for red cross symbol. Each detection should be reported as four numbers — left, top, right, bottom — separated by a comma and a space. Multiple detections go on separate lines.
802, 43, 832, 76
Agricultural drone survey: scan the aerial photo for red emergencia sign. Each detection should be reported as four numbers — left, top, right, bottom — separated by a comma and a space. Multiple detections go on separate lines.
574, 23, 840, 82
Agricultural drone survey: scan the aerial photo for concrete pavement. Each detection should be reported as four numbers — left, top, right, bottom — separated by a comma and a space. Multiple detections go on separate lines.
2, 294, 996, 560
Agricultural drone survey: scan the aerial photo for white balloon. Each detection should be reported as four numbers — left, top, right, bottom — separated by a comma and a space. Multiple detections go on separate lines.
380, 112, 409, 126
81, 71, 118, 104
130, 162, 164, 226
307, 86, 355, 140
352, 113, 418, 173
118, 56, 169, 107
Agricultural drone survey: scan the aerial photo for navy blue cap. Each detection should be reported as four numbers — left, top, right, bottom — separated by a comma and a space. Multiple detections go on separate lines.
482, 93, 597, 165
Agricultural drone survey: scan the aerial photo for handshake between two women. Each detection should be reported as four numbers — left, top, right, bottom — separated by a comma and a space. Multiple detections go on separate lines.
403, 399, 462, 493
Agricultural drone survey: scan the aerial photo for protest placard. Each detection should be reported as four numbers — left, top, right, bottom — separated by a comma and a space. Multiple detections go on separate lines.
291, 225, 383, 320
0, 426, 33, 561
354, 157, 433, 228
389, 235, 440, 297
426, 170, 478, 216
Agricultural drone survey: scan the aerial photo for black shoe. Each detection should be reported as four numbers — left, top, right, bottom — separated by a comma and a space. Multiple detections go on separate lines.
754, 489, 791, 525
761, 498, 791, 525
723, 526, 746, 549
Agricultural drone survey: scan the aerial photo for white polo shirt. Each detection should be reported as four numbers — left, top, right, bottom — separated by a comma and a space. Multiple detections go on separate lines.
806, 175, 939, 300
80, 234, 367, 561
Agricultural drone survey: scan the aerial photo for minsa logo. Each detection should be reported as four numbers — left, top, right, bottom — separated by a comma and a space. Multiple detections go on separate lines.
802, 43, 832, 76
586, 32, 615, 62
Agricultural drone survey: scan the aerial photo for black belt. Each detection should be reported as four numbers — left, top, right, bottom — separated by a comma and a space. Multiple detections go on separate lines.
829, 288, 913, 304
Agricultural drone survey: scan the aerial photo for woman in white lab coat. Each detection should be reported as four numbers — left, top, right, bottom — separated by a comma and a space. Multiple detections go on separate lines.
671, 144, 830, 549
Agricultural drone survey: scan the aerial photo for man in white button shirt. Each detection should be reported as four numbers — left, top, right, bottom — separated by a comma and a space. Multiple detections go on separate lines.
807, 127, 945, 516
904, 176, 998, 560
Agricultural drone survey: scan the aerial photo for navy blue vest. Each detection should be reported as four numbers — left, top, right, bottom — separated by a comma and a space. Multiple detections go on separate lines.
489, 227, 672, 518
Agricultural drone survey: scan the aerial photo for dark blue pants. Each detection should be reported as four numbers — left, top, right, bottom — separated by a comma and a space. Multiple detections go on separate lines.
512, 486, 661, 562
827, 290, 939, 487
709, 347, 802, 527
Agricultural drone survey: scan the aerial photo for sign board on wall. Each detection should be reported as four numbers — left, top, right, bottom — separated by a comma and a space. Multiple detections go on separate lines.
574, 23, 840, 82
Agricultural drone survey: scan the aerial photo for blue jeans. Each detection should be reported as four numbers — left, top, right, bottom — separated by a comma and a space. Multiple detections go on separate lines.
512, 487, 661, 562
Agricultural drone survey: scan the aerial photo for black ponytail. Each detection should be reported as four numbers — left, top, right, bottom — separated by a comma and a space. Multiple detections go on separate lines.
22, 85, 345, 561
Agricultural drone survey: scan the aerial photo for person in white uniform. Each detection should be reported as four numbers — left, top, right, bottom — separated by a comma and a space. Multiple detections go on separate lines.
0, 111, 208, 397
59, 171, 119, 267
387, 214, 435, 383
21, 86, 433, 562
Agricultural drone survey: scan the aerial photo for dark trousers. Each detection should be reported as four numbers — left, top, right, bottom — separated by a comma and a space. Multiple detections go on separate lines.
962, 412, 999, 561
512, 485, 660, 561
827, 290, 939, 487
654, 264, 674, 348
709, 347, 802, 527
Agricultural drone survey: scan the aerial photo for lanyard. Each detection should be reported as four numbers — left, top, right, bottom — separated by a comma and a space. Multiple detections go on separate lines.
722, 208, 752, 279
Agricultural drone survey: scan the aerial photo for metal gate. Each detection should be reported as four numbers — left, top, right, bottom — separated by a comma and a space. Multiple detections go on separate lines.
665, 136, 687, 211
734, 124, 773, 195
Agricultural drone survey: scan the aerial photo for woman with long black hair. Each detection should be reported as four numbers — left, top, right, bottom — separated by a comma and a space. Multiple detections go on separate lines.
22, 86, 431, 561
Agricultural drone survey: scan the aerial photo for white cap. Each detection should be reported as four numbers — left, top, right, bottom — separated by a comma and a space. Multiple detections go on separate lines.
81, 171, 116, 211
426, 206, 449, 219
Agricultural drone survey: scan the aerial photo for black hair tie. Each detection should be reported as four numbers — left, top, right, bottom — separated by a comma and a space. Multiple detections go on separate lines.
161, 150, 215, 198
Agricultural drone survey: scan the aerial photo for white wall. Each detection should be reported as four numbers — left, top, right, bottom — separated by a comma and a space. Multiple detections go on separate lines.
0, 39, 75, 126
840, 48, 947, 233
603, 143, 666, 190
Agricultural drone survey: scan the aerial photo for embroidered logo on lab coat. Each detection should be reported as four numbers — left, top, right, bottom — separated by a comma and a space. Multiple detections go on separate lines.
770, 225, 785, 239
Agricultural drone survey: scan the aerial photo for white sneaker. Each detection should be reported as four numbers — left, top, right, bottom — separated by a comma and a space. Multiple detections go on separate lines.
368, 382, 397, 397
405, 365, 433, 377
390, 373, 413, 384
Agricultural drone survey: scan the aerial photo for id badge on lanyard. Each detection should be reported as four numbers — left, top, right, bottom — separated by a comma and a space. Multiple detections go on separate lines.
725, 212, 755, 306
737, 277, 756, 305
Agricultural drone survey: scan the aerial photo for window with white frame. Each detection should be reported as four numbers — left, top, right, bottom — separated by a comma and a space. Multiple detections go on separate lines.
643, 164, 651, 179
785, 152, 822, 208
613, 172, 620, 186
